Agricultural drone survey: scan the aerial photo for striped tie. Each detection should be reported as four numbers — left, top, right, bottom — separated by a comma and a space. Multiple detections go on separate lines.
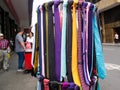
78, 2, 90, 90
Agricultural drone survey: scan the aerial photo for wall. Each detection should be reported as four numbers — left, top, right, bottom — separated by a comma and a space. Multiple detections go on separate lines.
0, 0, 15, 21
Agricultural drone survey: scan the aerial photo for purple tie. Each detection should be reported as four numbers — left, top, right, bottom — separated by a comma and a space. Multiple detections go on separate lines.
78, 2, 89, 90
54, 1, 61, 81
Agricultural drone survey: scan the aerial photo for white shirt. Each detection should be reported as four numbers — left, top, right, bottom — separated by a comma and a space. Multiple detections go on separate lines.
26, 37, 34, 43
115, 34, 119, 39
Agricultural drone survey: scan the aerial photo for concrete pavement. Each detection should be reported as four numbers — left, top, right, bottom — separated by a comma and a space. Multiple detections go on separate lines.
0, 43, 119, 90
0, 52, 37, 90
102, 43, 120, 46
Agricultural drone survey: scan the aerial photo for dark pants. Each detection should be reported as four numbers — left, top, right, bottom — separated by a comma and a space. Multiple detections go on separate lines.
114, 39, 119, 43
17, 52, 24, 69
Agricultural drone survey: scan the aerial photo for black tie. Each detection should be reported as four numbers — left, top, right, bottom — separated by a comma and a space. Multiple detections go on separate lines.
48, 1, 55, 81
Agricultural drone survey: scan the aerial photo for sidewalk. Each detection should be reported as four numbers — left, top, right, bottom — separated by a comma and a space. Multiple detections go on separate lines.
102, 43, 120, 46
0, 52, 37, 90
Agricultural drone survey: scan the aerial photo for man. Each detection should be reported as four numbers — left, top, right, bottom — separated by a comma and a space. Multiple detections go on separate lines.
0, 33, 10, 71
15, 28, 26, 72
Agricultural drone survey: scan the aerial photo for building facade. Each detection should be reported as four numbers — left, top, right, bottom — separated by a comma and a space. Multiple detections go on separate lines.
96, 0, 120, 43
0, 0, 18, 40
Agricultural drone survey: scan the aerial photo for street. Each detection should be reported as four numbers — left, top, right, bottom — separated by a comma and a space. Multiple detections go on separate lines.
100, 45, 120, 90
0, 52, 37, 90
0, 45, 120, 90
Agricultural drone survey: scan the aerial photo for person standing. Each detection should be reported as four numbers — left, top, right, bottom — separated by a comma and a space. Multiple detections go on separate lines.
114, 32, 119, 43
0, 33, 10, 71
25, 32, 34, 50
15, 28, 26, 71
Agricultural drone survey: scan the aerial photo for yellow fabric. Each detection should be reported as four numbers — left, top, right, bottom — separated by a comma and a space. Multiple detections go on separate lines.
33, 24, 39, 73
72, 2, 81, 87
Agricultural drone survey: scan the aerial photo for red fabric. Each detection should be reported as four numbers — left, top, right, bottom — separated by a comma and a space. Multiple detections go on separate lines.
24, 52, 32, 70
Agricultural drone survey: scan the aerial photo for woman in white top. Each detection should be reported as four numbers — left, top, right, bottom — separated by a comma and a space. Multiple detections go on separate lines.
26, 32, 34, 51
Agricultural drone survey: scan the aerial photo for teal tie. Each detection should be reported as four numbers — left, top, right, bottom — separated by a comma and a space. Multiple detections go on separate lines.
92, 5, 107, 79
60, 1, 68, 81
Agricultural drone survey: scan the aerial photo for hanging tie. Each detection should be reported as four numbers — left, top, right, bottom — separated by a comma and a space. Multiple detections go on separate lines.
37, 6, 42, 75
78, 1, 90, 90
45, 3, 49, 78
42, 4, 47, 77
54, 1, 61, 81
37, 6, 42, 90
40, 5, 45, 77
72, 1, 81, 87
88, 3, 94, 77
33, 9, 39, 76
85, 2, 91, 84
48, 1, 55, 81
60, 0, 68, 81
82, 2, 91, 85
66, 0, 73, 82
92, 5, 107, 79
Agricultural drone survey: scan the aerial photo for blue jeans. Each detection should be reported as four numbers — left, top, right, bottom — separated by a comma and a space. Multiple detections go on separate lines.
17, 52, 24, 69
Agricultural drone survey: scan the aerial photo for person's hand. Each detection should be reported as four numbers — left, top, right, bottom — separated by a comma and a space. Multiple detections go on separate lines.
23, 47, 26, 52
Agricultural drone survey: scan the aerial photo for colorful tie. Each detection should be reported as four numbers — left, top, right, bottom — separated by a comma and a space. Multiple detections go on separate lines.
92, 5, 106, 79
85, 2, 91, 83
42, 4, 47, 77
54, 1, 61, 81
66, 0, 73, 82
37, 6, 42, 76
72, 1, 81, 87
36, 7, 42, 90
78, 1, 90, 90
48, 1, 55, 81
33, 18, 39, 75
82, 2, 91, 85
88, 3, 94, 76
45, 3, 49, 78
60, 0, 68, 81
40, 5, 45, 77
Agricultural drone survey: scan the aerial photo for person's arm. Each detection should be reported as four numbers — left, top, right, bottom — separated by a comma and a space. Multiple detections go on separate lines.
20, 41, 26, 51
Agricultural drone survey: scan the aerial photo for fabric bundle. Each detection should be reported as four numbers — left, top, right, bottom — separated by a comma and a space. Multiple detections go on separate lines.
31, 0, 107, 90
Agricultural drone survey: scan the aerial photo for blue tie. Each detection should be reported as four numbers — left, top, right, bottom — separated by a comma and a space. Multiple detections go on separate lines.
60, 0, 68, 81
92, 5, 107, 79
